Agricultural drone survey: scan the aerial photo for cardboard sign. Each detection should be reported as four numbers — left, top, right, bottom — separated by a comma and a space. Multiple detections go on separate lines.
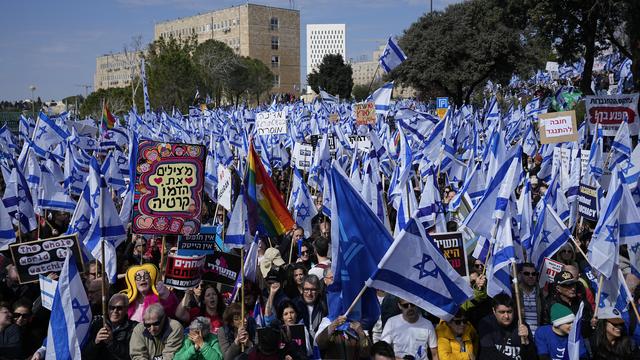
177, 233, 217, 256
292, 143, 313, 171
9, 234, 83, 284
355, 102, 376, 125
217, 165, 232, 211
39, 275, 57, 310
545, 61, 559, 72
163, 253, 206, 290
202, 252, 241, 286
586, 93, 640, 136
133, 141, 206, 236
431, 232, 468, 277
283, 324, 307, 355
578, 183, 598, 221
538, 111, 578, 144
540, 257, 564, 287
256, 111, 287, 135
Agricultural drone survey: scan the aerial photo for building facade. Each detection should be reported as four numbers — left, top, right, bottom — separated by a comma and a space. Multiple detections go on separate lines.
94, 51, 142, 91
306, 24, 346, 93
154, 4, 300, 95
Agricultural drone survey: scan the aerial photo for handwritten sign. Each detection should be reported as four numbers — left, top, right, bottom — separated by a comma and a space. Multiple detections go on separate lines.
586, 94, 640, 136
202, 252, 241, 286
431, 232, 467, 277
133, 141, 206, 236
539, 111, 578, 144
292, 143, 313, 171
256, 111, 287, 135
578, 183, 598, 221
217, 165, 232, 211
177, 233, 217, 256
540, 257, 564, 287
163, 253, 206, 290
355, 102, 376, 125
9, 234, 83, 284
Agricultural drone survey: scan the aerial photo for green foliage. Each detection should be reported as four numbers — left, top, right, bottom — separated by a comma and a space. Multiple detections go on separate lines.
351, 84, 371, 101
395, 0, 536, 106
307, 54, 354, 99
192, 40, 238, 106
145, 35, 199, 110
243, 57, 274, 104
80, 87, 132, 119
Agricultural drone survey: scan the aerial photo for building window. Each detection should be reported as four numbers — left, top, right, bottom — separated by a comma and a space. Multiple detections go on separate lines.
271, 36, 279, 50
271, 55, 279, 68
270, 17, 279, 30
273, 74, 280, 87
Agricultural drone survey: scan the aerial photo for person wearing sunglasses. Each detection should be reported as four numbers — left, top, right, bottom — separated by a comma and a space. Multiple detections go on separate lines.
130, 303, 184, 360
435, 309, 477, 359
381, 299, 439, 360
541, 270, 593, 336
11, 300, 43, 357
122, 264, 178, 323
83, 294, 136, 360
518, 262, 542, 335
590, 307, 638, 360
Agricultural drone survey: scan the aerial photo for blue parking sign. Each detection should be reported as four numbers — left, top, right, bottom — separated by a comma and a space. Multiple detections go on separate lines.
437, 97, 449, 109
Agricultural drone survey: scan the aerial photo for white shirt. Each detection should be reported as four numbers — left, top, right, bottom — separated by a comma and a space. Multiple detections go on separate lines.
381, 314, 437, 360
308, 259, 331, 280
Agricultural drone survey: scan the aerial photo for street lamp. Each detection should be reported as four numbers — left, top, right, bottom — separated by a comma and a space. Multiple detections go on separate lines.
29, 85, 36, 117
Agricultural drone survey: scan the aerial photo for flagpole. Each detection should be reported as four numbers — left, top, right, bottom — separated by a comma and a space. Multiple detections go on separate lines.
343, 284, 369, 317
159, 235, 167, 279
593, 275, 604, 321
240, 245, 245, 352
101, 240, 107, 327
367, 64, 381, 94
510, 260, 528, 345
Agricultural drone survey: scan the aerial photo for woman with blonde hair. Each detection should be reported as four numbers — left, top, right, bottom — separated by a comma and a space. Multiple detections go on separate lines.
121, 263, 178, 323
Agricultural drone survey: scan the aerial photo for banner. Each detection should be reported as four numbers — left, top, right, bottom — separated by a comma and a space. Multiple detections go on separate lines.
431, 232, 468, 277
202, 251, 241, 286
538, 110, 578, 144
585, 93, 640, 136
540, 257, 564, 287
292, 143, 313, 171
256, 111, 287, 135
9, 234, 84, 284
355, 102, 376, 125
578, 183, 598, 221
163, 253, 206, 290
217, 165, 232, 211
132, 141, 206, 236
177, 233, 217, 256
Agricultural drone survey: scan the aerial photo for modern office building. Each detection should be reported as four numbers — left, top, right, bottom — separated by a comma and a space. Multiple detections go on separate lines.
94, 51, 142, 91
306, 24, 346, 93
154, 3, 300, 95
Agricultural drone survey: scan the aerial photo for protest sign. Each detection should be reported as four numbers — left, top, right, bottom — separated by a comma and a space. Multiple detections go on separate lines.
39, 275, 57, 310
431, 232, 468, 277
9, 234, 83, 284
133, 141, 206, 236
202, 251, 241, 286
578, 183, 598, 221
292, 143, 313, 171
163, 253, 206, 290
540, 257, 564, 287
329, 112, 339, 123
538, 111, 578, 144
355, 102, 376, 125
217, 165, 232, 211
585, 93, 640, 136
256, 111, 287, 135
177, 233, 217, 256
283, 324, 307, 355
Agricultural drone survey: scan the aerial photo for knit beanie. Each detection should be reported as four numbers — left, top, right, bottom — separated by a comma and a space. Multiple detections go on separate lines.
551, 303, 575, 327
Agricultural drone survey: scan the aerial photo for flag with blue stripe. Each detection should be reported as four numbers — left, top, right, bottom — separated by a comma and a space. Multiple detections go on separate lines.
379, 36, 407, 73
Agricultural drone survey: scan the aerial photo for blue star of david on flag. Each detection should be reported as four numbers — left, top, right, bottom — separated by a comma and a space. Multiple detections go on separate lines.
413, 253, 439, 280
541, 230, 552, 244
605, 220, 619, 243
72, 298, 91, 326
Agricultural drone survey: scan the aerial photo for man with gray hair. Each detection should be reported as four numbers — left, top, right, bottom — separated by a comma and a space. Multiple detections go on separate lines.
83, 293, 137, 359
174, 316, 223, 359
130, 303, 184, 360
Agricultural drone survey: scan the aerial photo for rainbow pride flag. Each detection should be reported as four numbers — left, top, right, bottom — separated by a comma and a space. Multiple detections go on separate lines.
245, 140, 295, 237
102, 102, 116, 129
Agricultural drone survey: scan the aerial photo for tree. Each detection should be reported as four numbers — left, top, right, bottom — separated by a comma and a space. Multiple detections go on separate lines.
307, 54, 353, 99
192, 40, 239, 106
80, 87, 131, 119
604, 0, 640, 92
226, 57, 252, 107
244, 58, 274, 104
145, 35, 199, 110
394, 0, 536, 106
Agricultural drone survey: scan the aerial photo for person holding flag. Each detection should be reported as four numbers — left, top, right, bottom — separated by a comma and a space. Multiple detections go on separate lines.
534, 303, 588, 360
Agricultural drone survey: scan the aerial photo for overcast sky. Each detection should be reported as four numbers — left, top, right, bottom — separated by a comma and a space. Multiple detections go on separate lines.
0, 0, 460, 101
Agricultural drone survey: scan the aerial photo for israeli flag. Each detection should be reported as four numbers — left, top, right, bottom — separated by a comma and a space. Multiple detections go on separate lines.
0, 198, 16, 250
379, 36, 407, 73
487, 208, 516, 297
225, 188, 250, 248
366, 82, 394, 116
366, 215, 473, 321
32, 112, 69, 151
45, 250, 92, 359
141, 58, 151, 115
288, 167, 318, 238
609, 120, 632, 170
2, 164, 38, 233
530, 204, 572, 270
568, 302, 584, 360
37, 164, 76, 214
67, 158, 101, 244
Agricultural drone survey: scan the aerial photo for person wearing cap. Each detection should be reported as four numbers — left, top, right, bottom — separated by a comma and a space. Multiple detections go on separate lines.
589, 307, 639, 360
541, 270, 593, 334
259, 247, 286, 281
534, 303, 587, 360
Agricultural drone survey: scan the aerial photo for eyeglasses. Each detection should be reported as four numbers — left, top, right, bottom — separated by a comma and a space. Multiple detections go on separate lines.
303, 287, 318, 293
474, 263, 484, 268
560, 249, 573, 253
108, 305, 125, 312
451, 318, 466, 325
301, 251, 309, 255
608, 321, 624, 328
135, 273, 151, 281
12, 312, 31, 319
143, 319, 162, 328
522, 271, 538, 277
399, 302, 415, 309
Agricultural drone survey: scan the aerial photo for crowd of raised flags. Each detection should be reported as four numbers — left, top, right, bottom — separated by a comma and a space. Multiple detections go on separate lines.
0, 47, 638, 360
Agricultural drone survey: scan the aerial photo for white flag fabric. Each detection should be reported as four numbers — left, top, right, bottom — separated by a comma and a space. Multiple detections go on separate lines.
379, 37, 407, 73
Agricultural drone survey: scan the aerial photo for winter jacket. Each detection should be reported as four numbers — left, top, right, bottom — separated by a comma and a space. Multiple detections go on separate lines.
130, 318, 184, 360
